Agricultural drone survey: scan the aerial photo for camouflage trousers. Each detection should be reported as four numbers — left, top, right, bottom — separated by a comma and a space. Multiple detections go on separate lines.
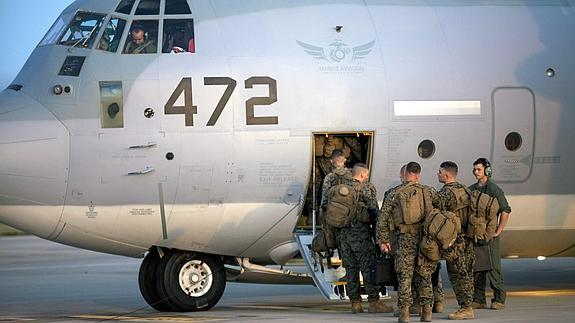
413, 262, 444, 306
337, 227, 380, 301
442, 235, 475, 307
392, 233, 434, 307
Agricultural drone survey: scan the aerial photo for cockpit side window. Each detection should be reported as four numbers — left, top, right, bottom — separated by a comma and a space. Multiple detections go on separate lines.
58, 12, 106, 49
123, 20, 159, 54
97, 17, 127, 53
115, 0, 136, 14
136, 0, 160, 15
162, 19, 195, 53
39, 13, 73, 46
165, 0, 192, 14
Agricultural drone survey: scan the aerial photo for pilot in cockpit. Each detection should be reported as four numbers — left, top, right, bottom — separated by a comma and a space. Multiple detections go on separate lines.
124, 24, 157, 54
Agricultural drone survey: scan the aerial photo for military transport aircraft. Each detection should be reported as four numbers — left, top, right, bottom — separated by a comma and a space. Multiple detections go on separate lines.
1, 0, 574, 312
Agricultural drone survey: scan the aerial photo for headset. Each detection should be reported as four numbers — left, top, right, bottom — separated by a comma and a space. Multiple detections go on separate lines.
474, 158, 492, 177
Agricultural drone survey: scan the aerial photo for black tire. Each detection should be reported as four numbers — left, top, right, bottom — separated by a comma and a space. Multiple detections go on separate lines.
156, 251, 226, 312
138, 248, 174, 311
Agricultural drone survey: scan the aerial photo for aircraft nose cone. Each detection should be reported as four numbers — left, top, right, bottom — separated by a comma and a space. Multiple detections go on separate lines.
0, 90, 69, 238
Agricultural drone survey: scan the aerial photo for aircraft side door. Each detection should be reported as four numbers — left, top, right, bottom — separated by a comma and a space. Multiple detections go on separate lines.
491, 87, 535, 182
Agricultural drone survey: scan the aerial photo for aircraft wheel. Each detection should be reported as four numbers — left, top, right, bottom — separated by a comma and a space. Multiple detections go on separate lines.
156, 251, 226, 312
138, 247, 173, 311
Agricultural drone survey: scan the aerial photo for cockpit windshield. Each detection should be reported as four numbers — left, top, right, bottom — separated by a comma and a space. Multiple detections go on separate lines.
42, 1, 195, 54
58, 12, 106, 48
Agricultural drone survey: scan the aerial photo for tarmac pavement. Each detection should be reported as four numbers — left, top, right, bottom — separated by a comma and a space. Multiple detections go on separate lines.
1, 236, 574, 322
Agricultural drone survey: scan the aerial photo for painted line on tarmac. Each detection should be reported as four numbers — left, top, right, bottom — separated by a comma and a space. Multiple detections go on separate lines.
0, 318, 35, 322
70, 315, 227, 322
508, 289, 575, 297
234, 304, 349, 312
0, 262, 139, 272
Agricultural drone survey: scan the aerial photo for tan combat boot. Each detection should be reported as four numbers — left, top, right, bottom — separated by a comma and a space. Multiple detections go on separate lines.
448, 306, 474, 320
368, 300, 394, 313
409, 302, 421, 315
490, 302, 505, 310
471, 302, 486, 309
351, 301, 363, 314
432, 301, 443, 313
399, 306, 410, 323
421, 304, 432, 322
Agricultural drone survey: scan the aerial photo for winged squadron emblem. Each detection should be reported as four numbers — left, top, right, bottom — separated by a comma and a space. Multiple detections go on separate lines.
296, 39, 375, 64
296, 40, 330, 62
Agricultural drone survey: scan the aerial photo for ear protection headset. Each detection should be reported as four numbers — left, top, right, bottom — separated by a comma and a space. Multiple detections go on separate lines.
476, 158, 492, 177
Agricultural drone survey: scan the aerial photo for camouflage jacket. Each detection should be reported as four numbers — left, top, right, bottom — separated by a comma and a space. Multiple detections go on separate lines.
432, 182, 467, 212
320, 167, 352, 209
353, 179, 378, 226
375, 184, 401, 244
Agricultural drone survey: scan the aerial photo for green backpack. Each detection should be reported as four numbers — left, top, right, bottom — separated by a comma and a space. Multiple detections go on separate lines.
325, 184, 358, 228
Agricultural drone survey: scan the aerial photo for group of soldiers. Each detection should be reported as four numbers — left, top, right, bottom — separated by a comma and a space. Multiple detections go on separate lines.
319, 149, 511, 322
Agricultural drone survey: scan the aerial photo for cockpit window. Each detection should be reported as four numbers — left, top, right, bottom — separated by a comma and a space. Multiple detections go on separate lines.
39, 13, 72, 46
97, 17, 127, 52
165, 0, 192, 14
136, 0, 160, 15
58, 12, 106, 48
123, 20, 158, 54
116, 0, 136, 14
162, 19, 195, 53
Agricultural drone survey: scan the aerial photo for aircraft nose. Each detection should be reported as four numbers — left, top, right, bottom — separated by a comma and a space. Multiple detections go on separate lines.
0, 89, 69, 238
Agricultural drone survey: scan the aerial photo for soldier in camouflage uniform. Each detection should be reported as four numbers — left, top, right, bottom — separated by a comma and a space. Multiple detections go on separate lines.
385, 165, 437, 318
377, 162, 434, 323
432, 161, 475, 320
336, 163, 394, 314
320, 149, 351, 211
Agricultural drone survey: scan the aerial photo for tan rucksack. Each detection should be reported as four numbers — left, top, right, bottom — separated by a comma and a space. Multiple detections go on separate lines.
423, 209, 461, 250
467, 190, 500, 242
392, 184, 431, 226
325, 184, 358, 228
449, 186, 472, 226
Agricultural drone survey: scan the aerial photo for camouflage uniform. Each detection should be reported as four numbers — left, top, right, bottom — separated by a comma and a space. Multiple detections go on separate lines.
413, 187, 445, 305
337, 179, 381, 301
432, 182, 475, 308
377, 182, 434, 308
